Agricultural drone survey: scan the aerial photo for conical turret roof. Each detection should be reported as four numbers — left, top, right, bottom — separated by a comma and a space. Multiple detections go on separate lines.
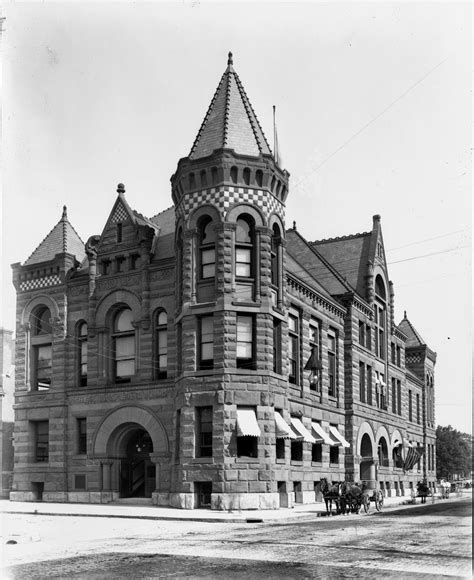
24, 206, 85, 266
189, 52, 272, 160
397, 312, 426, 347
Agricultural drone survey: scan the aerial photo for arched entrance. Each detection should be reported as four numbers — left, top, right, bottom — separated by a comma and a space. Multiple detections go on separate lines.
360, 433, 375, 482
118, 427, 155, 498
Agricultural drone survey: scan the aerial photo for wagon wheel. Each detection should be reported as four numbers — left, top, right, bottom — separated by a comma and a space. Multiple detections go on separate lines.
363, 494, 371, 513
375, 491, 384, 512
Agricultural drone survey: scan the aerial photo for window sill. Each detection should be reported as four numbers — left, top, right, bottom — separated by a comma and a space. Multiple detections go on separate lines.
276, 458, 286, 464
311, 461, 322, 466
232, 300, 260, 308
235, 457, 259, 463
190, 457, 214, 464
290, 460, 303, 465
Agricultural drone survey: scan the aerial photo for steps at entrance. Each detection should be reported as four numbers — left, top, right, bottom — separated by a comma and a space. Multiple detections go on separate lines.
113, 497, 153, 506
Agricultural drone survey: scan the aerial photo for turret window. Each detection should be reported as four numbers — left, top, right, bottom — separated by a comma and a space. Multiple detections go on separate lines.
235, 216, 254, 279
236, 314, 255, 370
31, 306, 52, 391
199, 315, 214, 370
198, 217, 216, 280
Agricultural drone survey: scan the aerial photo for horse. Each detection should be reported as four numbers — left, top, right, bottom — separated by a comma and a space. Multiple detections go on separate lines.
320, 478, 342, 515
340, 481, 364, 514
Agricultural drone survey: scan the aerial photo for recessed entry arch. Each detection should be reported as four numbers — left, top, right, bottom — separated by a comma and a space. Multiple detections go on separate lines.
92, 404, 169, 457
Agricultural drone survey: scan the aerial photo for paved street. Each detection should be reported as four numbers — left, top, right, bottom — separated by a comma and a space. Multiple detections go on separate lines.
2, 496, 472, 578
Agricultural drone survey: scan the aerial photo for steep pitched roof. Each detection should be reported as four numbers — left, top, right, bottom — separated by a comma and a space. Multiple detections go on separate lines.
24, 206, 85, 266
310, 232, 372, 297
286, 228, 354, 297
189, 52, 272, 160
397, 312, 426, 347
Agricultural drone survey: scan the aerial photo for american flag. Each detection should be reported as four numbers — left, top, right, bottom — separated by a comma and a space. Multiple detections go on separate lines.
403, 446, 425, 471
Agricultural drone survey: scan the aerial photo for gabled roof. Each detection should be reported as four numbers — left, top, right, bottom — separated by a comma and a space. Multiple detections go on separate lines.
24, 206, 85, 266
310, 232, 372, 297
189, 52, 272, 160
397, 312, 426, 347
286, 228, 354, 297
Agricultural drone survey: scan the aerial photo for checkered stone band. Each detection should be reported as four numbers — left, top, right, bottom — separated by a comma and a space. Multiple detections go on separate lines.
176, 186, 285, 222
111, 202, 129, 223
20, 275, 62, 292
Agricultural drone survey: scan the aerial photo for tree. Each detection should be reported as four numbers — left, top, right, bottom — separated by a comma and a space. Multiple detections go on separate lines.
436, 425, 472, 480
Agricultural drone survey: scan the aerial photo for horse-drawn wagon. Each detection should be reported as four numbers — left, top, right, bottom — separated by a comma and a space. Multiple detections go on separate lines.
360, 480, 384, 512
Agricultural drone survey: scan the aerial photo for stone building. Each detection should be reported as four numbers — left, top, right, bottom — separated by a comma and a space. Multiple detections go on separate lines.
1, 327, 15, 498
10, 54, 436, 509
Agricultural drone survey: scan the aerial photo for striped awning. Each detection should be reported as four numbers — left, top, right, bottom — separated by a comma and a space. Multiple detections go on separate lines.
329, 426, 350, 448
275, 412, 297, 439
290, 417, 316, 443
311, 422, 337, 445
236, 409, 261, 437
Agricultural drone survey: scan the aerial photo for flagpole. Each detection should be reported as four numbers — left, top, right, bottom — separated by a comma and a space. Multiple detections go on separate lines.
273, 105, 276, 161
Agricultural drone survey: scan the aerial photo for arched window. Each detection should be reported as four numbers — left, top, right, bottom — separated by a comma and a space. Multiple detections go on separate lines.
255, 170, 263, 187
374, 275, 386, 360
31, 306, 52, 391
230, 166, 238, 184
211, 167, 218, 186
378, 437, 389, 467
235, 215, 254, 279
189, 173, 196, 190
155, 310, 168, 379
78, 322, 88, 387
113, 308, 135, 382
198, 216, 216, 280
271, 224, 281, 287
243, 167, 251, 186
200, 170, 207, 188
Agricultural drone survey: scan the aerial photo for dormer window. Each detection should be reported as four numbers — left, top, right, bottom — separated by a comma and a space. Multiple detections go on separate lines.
116, 222, 123, 243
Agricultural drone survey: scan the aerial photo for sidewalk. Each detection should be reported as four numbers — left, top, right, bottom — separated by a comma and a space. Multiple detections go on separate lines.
3, 493, 465, 524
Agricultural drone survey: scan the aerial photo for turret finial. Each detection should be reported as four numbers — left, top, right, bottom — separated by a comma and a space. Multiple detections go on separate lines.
117, 183, 125, 195
62, 205, 67, 220
404, 310, 407, 319
228, 51, 233, 66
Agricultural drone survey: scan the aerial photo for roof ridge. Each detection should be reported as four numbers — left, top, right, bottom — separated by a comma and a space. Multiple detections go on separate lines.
311, 231, 371, 245
150, 206, 174, 221
233, 70, 272, 155
189, 72, 227, 158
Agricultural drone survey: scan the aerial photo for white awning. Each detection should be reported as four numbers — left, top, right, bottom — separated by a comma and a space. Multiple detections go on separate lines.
290, 417, 316, 443
236, 409, 261, 437
275, 412, 297, 439
311, 422, 337, 445
329, 426, 350, 448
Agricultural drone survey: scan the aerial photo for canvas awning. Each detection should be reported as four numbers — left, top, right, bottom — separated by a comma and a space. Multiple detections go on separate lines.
290, 417, 316, 443
236, 409, 261, 437
275, 412, 297, 439
311, 422, 337, 445
329, 426, 350, 448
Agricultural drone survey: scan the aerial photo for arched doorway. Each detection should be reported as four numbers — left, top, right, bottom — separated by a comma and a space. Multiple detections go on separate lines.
360, 433, 374, 482
118, 427, 155, 498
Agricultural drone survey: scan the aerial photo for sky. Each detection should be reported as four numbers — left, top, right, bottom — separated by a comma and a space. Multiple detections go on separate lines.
1, 2, 472, 432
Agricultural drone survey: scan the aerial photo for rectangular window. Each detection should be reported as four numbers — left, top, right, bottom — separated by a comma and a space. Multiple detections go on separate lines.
291, 440, 303, 461
365, 325, 371, 350
391, 378, 397, 413
408, 390, 413, 421
116, 222, 123, 243
273, 318, 282, 374
199, 316, 214, 370
359, 361, 366, 403
129, 254, 140, 270
288, 311, 299, 385
312, 443, 322, 463
367, 366, 372, 405
237, 315, 255, 370
196, 406, 213, 457
358, 320, 365, 345
235, 247, 252, 277
101, 259, 111, 275
416, 393, 420, 424
201, 248, 216, 279
35, 421, 49, 462
115, 335, 135, 380
397, 380, 402, 415
77, 418, 87, 455
391, 343, 396, 364
176, 322, 182, 374
74, 474, 87, 490
116, 256, 126, 273
237, 437, 258, 458
328, 332, 337, 397
396, 346, 401, 367
276, 438, 285, 459
329, 446, 339, 464
309, 321, 321, 391
35, 344, 52, 390
79, 339, 87, 386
